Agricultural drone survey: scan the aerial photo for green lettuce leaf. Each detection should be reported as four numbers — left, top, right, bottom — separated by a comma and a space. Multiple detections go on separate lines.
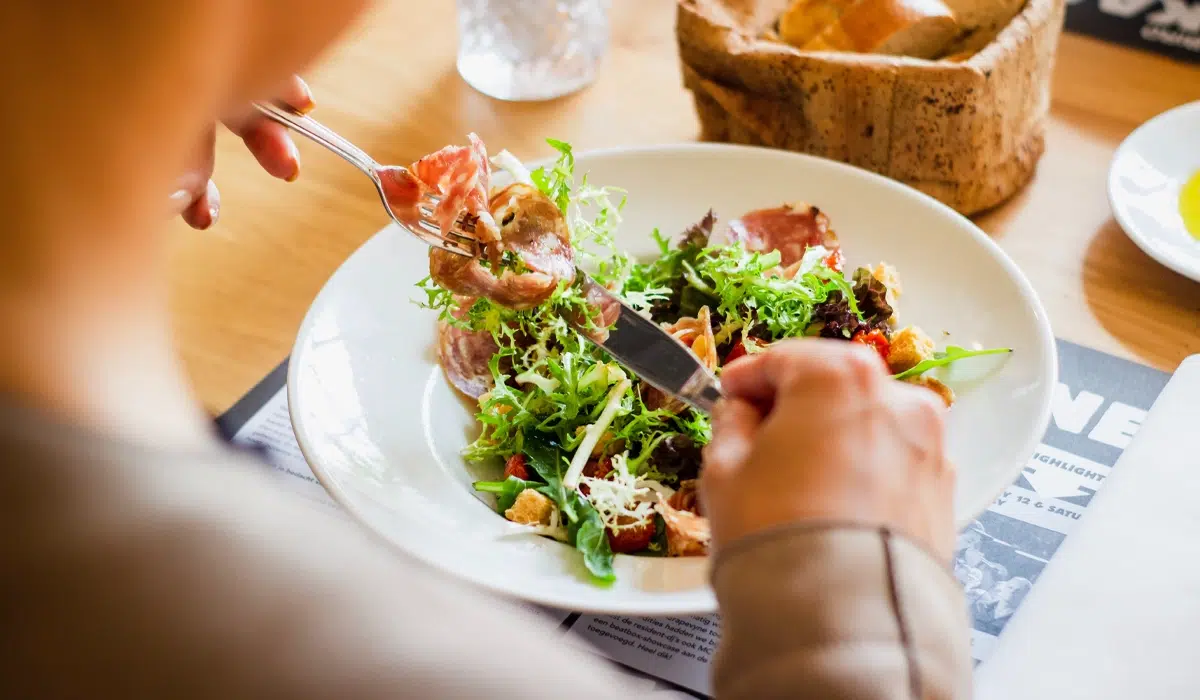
529, 139, 574, 214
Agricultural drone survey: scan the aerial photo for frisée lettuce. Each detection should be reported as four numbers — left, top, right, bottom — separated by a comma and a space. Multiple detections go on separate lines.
416, 138, 1010, 583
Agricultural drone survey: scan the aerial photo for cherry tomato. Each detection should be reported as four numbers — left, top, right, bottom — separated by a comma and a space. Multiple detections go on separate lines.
503, 454, 530, 481
852, 329, 891, 363
583, 457, 613, 480
607, 516, 657, 554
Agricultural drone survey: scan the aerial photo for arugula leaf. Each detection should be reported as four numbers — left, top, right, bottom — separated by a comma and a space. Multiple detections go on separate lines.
893, 346, 1013, 380
473, 476, 549, 513
643, 515, 669, 557
523, 433, 578, 522
568, 495, 616, 582
522, 432, 614, 582
522, 433, 563, 486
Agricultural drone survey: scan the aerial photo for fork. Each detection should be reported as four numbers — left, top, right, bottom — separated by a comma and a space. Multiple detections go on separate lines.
251, 101, 479, 258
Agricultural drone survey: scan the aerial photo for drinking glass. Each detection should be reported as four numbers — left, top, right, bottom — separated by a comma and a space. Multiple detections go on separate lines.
456, 0, 611, 102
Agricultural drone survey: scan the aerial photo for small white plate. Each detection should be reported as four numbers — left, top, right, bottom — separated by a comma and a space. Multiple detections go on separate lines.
288, 144, 1056, 615
1108, 100, 1200, 282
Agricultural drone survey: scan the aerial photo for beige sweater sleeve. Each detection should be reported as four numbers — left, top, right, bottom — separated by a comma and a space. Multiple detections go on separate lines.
712, 525, 973, 699
0, 409, 971, 699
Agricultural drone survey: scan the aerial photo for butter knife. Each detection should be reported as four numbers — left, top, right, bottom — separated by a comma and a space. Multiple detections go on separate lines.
574, 272, 723, 415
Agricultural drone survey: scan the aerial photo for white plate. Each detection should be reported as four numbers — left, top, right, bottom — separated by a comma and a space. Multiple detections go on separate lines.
288, 144, 1056, 615
1108, 100, 1200, 283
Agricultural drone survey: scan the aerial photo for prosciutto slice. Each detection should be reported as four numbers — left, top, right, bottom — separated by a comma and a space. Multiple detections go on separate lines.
436, 301, 498, 399
385, 135, 575, 310
380, 133, 500, 245
723, 203, 839, 267
430, 183, 575, 310
654, 493, 711, 557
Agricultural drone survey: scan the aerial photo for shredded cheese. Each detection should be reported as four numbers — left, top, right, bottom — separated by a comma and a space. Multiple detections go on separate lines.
563, 379, 630, 489
579, 453, 676, 531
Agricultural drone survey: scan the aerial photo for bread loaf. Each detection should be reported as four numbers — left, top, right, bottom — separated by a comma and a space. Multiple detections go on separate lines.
804, 0, 959, 59
778, 0, 855, 48
676, 0, 1065, 215
939, 0, 1027, 59
942, 0, 1027, 34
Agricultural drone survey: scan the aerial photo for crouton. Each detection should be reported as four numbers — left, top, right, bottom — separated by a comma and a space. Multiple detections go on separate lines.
504, 489, 555, 526
887, 326, 935, 373
909, 375, 955, 407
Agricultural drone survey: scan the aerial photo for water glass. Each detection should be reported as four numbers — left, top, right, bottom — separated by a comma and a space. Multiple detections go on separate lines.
456, 0, 611, 102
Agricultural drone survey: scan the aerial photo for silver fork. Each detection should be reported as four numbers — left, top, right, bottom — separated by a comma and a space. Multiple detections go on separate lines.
252, 101, 478, 258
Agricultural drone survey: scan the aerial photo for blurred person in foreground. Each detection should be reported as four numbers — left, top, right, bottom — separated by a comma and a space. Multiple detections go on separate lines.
0, 2, 971, 698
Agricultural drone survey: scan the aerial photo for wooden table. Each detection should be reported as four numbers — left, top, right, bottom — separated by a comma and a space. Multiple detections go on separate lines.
168, 0, 1200, 415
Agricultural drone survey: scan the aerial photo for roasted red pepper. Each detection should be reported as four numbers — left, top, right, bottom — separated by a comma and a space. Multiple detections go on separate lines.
852, 328, 891, 363
723, 335, 767, 365
503, 454, 530, 481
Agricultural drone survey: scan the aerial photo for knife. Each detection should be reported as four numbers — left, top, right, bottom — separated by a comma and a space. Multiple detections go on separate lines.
573, 272, 724, 415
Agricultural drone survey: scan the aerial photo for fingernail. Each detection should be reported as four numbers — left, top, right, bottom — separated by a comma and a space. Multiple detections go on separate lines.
169, 189, 191, 206
205, 181, 221, 226
285, 140, 301, 182
295, 77, 316, 114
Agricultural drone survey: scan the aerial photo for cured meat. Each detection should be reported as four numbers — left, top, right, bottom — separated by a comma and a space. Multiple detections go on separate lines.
379, 133, 501, 245
436, 302, 499, 399
487, 184, 575, 282
388, 136, 575, 310
724, 203, 839, 267
414, 133, 500, 244
643, 306, 718, 413
430, 183, 575, 310
572, 274, 622, 343
654, 493, 711, 557
667, 479, 702, 516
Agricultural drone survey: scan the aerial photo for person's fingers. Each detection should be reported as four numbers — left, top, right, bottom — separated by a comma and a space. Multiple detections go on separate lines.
721, 338, 884, 407
703, 398, 764, 478
700, 398, 764, 534
169, 186, 196, 216
886, 379, 949, 465
882, 380, 956, 559
169, 126, 217, 217
222, 75, 312, 182
181, 180, 221, 230
274, 75, 316, 113
236, 119, 301, 181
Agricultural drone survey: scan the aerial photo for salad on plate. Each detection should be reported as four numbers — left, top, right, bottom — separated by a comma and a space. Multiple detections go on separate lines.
391, 136, 1010, 583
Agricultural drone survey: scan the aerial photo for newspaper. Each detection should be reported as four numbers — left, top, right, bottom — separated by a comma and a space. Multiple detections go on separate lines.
1065, 0, 1200, 63
221, 338, 1168, 696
